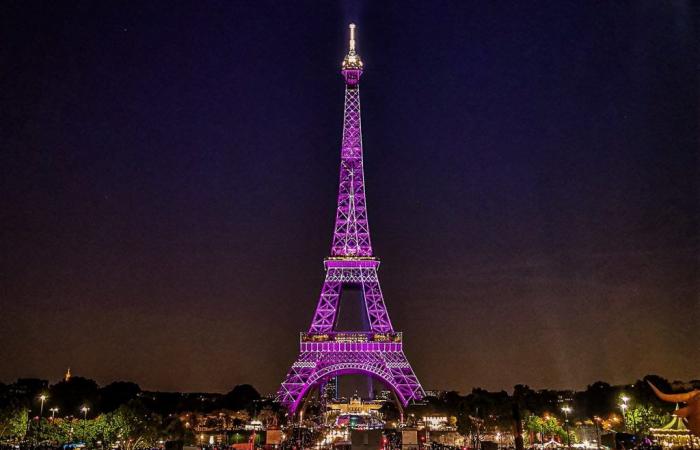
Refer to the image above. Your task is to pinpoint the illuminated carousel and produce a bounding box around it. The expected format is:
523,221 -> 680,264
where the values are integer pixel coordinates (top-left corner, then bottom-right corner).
650,406 -> 700,448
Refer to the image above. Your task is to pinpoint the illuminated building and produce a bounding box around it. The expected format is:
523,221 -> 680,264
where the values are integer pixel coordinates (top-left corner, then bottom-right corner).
326,393 -> 385,430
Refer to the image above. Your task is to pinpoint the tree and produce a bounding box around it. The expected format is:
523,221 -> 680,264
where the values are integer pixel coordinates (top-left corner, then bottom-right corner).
514,385 -> 539,415
102,401 -> 162,450
524,414 -> 545,444
523,414 -> 568,444
222,385 -> 260,412
0,406 -> 29,442
36,417 -> 73,444
49,377 -> 99,416
576,382 -> 616,419
622,405 -> 667,435
542,416 -> 567,442
98,382 -> 141,413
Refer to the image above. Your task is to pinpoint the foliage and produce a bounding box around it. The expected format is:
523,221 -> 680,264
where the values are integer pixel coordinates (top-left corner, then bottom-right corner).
20,399 -> 187,449
0,406 -> 29,441
98,382 -> 141,413
523,414 -> 569,444
222,385 -> 260,412
622,405 -> 667,435
114,402 -> 167,446
49,377 -> 99,416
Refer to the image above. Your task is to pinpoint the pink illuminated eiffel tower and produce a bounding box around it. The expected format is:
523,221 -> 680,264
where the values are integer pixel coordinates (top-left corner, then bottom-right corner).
277,24 -> 425,414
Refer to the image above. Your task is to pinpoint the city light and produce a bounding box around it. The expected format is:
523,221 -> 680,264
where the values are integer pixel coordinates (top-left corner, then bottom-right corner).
81,406 -> 90,420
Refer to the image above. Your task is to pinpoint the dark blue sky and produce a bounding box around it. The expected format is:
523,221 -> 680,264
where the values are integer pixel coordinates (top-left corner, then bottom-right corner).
1,1 -> 698,394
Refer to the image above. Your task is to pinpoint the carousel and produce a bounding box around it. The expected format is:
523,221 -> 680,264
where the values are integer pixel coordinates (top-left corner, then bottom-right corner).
650,406 -> 700,448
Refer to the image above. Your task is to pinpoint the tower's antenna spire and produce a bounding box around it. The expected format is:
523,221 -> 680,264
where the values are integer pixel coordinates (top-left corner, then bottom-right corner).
342,23 -> 363,73
349,23 -> 356,54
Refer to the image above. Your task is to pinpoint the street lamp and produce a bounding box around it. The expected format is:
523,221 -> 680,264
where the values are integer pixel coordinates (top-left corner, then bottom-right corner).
80,407 -> 90,445
593,416 -> 602,450
561,406 -> 572,450
38,394 -> 47,444
39,395 -> 47,417
619,395 -> 637,437
619,397 -> 629,433
50,408 -> 59,419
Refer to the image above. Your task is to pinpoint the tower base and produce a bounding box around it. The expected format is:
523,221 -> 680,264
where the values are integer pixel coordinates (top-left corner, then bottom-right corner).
277,332 -> 424,413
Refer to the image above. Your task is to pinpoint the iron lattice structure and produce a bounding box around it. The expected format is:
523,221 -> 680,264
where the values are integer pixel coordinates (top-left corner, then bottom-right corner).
277,24 -> 424,414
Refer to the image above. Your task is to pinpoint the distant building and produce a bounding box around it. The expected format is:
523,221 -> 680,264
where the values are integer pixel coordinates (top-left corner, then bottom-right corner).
424,390 -> 447,399
327,394 -> 385,430
376,390 -> 399,401
422,416 -> 455,431
329,394 -> 383,415
184,410 -> 250,434
556,391 -> 574,404
8,378 -> 48,398
323,377 -> 339,401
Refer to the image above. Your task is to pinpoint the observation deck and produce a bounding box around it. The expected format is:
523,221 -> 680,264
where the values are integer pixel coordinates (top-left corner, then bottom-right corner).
300,331 -> 403,353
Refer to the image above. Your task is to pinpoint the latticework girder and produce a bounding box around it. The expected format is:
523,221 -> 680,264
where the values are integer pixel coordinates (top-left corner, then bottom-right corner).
277,24 -> 424,414
309,262 -> 393,333
331,86 -> 372,258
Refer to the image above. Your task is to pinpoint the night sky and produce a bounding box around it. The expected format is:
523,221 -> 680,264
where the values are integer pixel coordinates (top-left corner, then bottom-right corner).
1,1 -> 698,395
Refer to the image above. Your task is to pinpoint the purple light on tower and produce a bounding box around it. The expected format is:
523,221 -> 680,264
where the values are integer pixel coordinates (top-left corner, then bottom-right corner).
277,24 -> 425,414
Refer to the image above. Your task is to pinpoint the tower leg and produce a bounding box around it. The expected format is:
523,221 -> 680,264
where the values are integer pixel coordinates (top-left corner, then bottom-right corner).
277,349 -> 424,413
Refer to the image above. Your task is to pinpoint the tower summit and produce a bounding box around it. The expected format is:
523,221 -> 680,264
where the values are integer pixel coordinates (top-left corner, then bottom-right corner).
341,23 -> 363,85
277,24 -> 424,414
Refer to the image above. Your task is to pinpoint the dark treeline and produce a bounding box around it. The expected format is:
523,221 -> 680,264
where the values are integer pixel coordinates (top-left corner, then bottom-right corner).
0,378 -> 265,417
1,374 -> 697,421
400,375 -> 699,436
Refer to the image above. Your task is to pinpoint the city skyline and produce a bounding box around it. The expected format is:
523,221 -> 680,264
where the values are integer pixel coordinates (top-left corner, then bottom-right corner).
2,1 -> 698,395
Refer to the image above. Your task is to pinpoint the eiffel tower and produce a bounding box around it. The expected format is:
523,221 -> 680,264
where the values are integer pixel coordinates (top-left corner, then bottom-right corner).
277,24 -> 424,413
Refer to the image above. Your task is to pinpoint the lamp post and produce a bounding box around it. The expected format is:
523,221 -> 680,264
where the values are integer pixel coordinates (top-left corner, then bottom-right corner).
561,406 -> 572,450
593,416 -> 602,450
38,394 -> 47,444
619,396 -> 629,433
50,408 -> 59,420
81,406 -> 90,442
